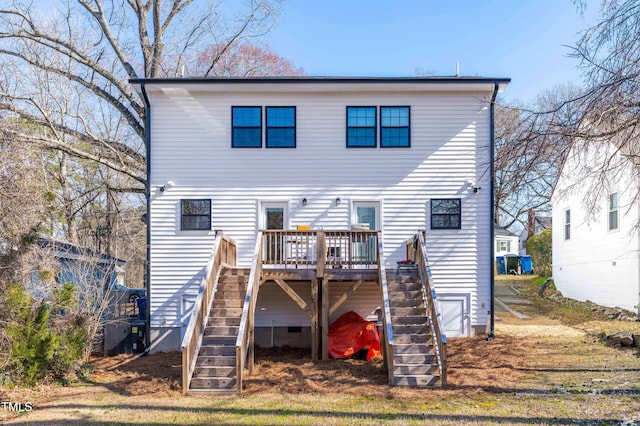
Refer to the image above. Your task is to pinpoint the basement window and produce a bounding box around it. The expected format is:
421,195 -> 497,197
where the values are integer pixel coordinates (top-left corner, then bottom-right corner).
181,199 -> 211,231
430,199 -> 461,230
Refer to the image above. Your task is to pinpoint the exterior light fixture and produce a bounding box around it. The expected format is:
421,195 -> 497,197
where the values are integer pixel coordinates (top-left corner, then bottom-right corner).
335,197 -> 341,205
302,198 -> 308,206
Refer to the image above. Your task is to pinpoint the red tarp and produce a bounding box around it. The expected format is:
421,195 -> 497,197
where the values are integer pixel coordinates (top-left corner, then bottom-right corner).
328,311 -> 382,361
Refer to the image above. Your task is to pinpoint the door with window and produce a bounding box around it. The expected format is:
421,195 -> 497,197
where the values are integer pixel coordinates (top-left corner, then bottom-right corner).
261,202 -> 289,264
351,201 -> 380,264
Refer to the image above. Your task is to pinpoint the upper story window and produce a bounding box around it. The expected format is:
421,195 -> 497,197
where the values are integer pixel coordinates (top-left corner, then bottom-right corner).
430,198 -> 461,230
232,106 -> 261,148
181,199 -> 211,231
564,209 -> 571,240
608,193 -> 618,231
266,106 -> 296,148
380,106 -> 410,147
346,106 -> 377,147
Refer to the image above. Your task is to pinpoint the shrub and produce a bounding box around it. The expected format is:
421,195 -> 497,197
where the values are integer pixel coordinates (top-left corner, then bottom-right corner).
4,283 -> 58,385
2,282 -> 89,385
527,229 -> 552,277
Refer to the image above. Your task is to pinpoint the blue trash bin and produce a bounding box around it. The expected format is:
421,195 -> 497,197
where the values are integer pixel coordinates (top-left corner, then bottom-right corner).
520,255 -> 533,274
495,256 -> 506,274
136,297 -> 147,320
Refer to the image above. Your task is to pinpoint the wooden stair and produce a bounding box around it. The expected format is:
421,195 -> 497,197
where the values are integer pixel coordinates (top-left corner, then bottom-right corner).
386,268 -> 442,387
189,267 -> 249,393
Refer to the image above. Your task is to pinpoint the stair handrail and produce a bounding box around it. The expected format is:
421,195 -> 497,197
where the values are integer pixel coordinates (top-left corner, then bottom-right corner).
377,231 -> 395,383
235,231 -> 263,394
181,231 -> 237,394
408,231 -> 447,385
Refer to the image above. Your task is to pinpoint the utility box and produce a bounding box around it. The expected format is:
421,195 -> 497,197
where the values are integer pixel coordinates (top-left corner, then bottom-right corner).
130,320 -> 146,354
104,321 -> 131,355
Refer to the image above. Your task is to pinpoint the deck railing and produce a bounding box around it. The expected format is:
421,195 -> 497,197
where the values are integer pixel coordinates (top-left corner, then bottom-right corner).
377,232 -> 395,383
261,230 -> 378,272
235,231 -> 263,394
406,231 -> 447,385
181,231 -> 237,394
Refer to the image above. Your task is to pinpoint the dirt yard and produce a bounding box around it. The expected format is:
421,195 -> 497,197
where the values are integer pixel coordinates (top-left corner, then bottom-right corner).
2,281 -> 640,424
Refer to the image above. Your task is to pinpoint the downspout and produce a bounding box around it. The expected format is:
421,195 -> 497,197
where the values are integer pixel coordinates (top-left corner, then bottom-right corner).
140,82 -> 152,353
637,193 -> 640,320
487,81 -> 499,341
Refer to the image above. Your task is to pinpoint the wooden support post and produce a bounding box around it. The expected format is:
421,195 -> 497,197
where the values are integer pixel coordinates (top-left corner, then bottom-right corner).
321,278 -> 329,360
311,279 -> 318,361
317,232 -> 325,279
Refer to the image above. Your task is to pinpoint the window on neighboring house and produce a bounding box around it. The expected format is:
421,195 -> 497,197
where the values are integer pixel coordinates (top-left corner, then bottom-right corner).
181,199 -> 211,231
609,193 -> 618,231
346,106 -> 376,147
430,199 -> 461,229
380,106 -> 410,147
232,106 -> 262,148
266,106 -> 296,148
498,240 -> 510,253
564,209 -> 571,240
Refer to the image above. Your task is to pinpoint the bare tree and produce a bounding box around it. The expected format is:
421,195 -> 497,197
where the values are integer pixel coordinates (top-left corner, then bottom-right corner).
0,132 -> 49,284
192,41 -> 305,77
544,1 -> 640,213
493,87 -> 580,230
0,0 -> 285,186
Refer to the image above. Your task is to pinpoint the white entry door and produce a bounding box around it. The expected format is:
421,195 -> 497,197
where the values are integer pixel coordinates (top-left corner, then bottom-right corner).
260,202 -> 289,230
260,202 -> 289,263
352,201 -> 380,231
437,294 -> 470,337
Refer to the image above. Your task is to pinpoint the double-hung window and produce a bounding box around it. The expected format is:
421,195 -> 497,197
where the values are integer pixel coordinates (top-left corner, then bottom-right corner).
346,106 -> 376,147
381,106 -> 410,147
564,209 -> 571,240
266,106 -> 296,148
431,199 -> 461,229
608,193 -> 618,231
232,106 -> 262,148
181,199 -> 211,231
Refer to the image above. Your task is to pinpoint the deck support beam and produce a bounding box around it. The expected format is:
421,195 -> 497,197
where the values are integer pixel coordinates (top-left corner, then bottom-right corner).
329,279 -> 363,317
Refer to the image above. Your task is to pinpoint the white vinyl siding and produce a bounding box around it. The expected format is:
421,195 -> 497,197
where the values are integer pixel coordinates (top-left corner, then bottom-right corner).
552,141 -> 640,313
147,83 -> 493,339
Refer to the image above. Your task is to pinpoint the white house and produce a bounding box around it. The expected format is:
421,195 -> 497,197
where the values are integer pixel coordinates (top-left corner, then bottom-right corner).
552,139 -> 640,315
494,225 -> 519,255
132,76 -> 510,357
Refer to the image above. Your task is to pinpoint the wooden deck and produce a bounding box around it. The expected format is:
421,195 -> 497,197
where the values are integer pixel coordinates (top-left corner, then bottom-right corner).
182,229 -> 447,394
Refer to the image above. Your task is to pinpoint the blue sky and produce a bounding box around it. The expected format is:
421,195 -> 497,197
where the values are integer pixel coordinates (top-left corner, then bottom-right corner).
266,0 -> 600,104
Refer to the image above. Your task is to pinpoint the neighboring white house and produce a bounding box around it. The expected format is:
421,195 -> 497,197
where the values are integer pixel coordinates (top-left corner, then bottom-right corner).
552,139 -> 640,315
133,76 -> 510,352
494,225 -> 519,255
